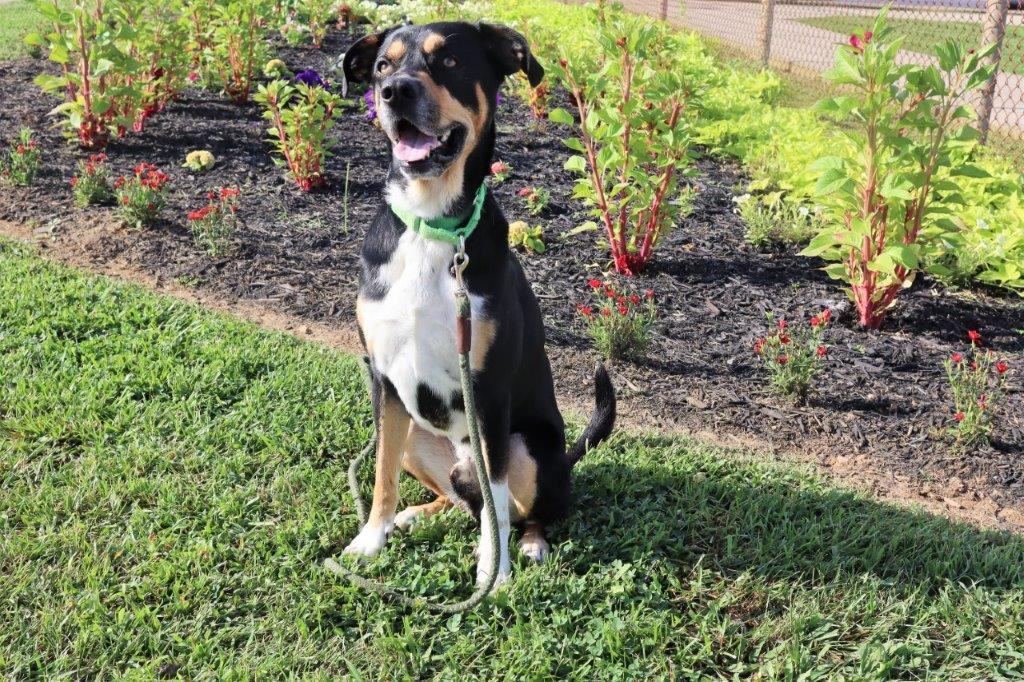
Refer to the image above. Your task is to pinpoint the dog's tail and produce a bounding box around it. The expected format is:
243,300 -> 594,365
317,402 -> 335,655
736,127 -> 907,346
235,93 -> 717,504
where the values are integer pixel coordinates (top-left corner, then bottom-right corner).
567,363 -> 616,467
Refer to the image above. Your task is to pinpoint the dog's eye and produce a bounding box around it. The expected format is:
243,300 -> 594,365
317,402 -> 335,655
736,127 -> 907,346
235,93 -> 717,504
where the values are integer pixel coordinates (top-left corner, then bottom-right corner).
376,59 -> 391,75
442,55 -> 458,68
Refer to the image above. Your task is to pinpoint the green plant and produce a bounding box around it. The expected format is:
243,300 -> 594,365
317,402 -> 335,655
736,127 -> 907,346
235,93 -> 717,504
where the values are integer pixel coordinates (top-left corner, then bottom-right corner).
754,310 -> 831,404
184,150 -> 217,172
734,193 -> 823,248
517,185 -> 550,216
944,330 -> 1010,447
800,10 -> 997,329
551,17 -> 698,276
206,0 -> 272,104
188,187 -> 240,257
255,78 -> 341,191
2,128 -> 41,186
27,0 -> 141,148
70,153 -> 113,206
295,0 -> 335,48
508,220 -> 545,254
577,278 -> 655,361
114,162 -> 169,229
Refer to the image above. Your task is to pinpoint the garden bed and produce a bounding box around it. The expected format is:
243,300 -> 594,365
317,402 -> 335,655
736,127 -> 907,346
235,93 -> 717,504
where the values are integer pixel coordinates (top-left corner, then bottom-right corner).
2,28 -> 1022,531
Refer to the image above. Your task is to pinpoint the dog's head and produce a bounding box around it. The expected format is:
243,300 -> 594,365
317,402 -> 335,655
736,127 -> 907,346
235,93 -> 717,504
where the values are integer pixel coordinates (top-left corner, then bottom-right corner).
344,22 -> 543,218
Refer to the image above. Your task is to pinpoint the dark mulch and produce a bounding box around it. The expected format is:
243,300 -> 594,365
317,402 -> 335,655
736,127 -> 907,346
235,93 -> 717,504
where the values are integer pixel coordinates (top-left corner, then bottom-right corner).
2,27 -> 1022,513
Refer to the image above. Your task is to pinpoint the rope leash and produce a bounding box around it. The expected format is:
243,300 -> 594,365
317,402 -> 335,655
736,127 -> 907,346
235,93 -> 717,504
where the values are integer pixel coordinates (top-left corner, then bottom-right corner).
323,241 -> 502,613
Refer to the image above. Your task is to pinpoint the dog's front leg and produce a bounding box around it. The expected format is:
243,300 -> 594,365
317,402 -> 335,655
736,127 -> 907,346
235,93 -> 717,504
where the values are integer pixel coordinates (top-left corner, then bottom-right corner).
469,396 -> 512,589
344,377 -> 410,557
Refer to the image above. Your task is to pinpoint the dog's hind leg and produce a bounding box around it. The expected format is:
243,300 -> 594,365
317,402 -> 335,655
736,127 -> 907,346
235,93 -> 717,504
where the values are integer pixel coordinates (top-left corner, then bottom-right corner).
396,425 -> 456,530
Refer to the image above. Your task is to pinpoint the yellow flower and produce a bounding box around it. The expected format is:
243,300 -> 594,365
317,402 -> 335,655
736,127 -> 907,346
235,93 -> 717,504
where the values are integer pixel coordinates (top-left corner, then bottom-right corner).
184,150 -> 215,172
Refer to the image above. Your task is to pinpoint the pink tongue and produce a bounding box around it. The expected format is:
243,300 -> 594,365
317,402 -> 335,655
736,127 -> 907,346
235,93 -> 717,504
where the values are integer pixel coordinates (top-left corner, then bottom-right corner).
394,129 -> 441,163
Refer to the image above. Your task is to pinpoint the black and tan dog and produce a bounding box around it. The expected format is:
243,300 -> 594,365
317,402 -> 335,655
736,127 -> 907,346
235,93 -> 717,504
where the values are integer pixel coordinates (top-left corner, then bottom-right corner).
341,21 -> 615,587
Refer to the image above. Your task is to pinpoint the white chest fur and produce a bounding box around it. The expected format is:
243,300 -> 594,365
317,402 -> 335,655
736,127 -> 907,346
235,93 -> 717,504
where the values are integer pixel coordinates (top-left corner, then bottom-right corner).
358,231 -> 486,440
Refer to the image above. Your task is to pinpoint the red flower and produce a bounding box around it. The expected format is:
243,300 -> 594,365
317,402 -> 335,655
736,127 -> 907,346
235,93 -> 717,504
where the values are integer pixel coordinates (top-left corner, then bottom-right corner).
864,31 -> 873,42
776,355 -> 788,366
645,289 -> 655,299
954,411 -> 965,422
950,352 -> 964,364
617,304 -> 628,315
490,161 -> 509,175
970,360 -> 979,371
69,177 -> 78,187
605,287 -> 616,299
576,304 -> 593,317
219,187 -> 240,199
849,34 -> 864,51
821,309 -> 832,323
779,334 -> 791,345
810,316 -> 821,327
188,71 -> 199,83
754,338 -> 765,354
517,186 -> 534,197
816,345 -> 827,358
967,329 -> 982,345
587,278 -> 602,289
188,206 -> 216,221
600,307 -> 611,317
629,294 -> 640,305
777,319 -> 788,330
996,361 -> 1009,374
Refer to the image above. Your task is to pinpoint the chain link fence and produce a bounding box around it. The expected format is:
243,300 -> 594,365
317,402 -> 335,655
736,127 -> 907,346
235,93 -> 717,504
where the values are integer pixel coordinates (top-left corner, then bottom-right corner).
569,0 -> 1024,158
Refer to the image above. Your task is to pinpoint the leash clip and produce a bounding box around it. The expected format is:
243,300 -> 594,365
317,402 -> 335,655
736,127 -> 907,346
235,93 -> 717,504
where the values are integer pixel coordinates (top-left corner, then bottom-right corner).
452,235 -> 470,288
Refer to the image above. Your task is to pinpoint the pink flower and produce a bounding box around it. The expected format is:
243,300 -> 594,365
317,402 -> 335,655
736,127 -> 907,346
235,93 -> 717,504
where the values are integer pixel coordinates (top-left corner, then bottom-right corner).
816,346 -> 827,358
490,161 -> 509,176
954,411 -> 965,422
777,319 -> 788,331
951,352 -> 964,364
517,186 -> 534,198
820,309 -> 832,323
188,71 -> 199,83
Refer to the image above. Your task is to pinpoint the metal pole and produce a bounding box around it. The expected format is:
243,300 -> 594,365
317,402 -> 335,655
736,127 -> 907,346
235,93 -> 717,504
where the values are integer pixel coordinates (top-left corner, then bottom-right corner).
660,0 -> 669,22
759,0 -> 776,66
977,0 -> 1009,144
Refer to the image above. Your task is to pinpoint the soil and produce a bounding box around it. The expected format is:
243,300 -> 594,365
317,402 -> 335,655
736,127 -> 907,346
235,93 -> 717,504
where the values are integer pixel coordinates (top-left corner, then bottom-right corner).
2,27 -> 1022,534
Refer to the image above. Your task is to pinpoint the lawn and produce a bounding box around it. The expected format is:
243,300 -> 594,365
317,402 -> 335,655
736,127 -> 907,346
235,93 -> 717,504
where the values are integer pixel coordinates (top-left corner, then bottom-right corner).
800,14 -> 1024,76
0,0 -> 48,61
3,240 -> 1024,678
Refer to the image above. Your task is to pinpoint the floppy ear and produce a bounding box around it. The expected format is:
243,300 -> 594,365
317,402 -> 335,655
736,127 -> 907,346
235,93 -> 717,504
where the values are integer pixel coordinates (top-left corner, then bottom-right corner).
342,27 -> 396,85
477,23 -> 544,88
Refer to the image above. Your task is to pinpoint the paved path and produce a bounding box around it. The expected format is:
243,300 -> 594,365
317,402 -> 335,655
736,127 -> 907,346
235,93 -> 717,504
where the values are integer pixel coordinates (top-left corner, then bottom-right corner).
670,0 -> 1024,137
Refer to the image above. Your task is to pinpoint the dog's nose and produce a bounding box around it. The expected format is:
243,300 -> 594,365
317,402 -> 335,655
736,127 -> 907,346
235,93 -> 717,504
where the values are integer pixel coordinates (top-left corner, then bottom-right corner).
379,76 -> 421,108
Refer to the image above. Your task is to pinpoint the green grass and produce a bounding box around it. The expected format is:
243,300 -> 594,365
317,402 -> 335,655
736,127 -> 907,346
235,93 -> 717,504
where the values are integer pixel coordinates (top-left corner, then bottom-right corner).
0,0 -> 47,61
2,239 -> 1024,678
800,14 -> 1024,77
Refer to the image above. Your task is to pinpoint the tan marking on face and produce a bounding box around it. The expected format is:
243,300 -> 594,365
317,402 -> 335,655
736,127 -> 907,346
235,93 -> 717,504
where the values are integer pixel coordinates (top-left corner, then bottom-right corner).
367,393 -> 411,527
471,317 -> 497,370
422,32 -> 446,54
385,39 -> 407,61
507,435 -> 537,521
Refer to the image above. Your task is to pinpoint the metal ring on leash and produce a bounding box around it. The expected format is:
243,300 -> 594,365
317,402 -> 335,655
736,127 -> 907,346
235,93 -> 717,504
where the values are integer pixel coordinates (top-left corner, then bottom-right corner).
323,238 -> 502,613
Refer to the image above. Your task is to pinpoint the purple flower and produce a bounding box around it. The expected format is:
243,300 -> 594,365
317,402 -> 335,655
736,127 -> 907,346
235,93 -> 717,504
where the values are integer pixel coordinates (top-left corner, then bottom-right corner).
295,69 -> 326,87
495,91 -> 505,106
363,89 -> 377,121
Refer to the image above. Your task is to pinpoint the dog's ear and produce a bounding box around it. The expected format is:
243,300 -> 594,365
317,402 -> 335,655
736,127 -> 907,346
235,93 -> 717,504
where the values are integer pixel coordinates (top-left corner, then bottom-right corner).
477,23 -> 544,88
343,27 -> 396,85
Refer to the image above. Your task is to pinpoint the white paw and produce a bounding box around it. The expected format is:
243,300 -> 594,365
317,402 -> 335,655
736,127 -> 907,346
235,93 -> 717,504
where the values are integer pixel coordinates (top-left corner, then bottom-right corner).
519,535 -> 550,562
342,522 -> 393,557
394,506 -> 423,531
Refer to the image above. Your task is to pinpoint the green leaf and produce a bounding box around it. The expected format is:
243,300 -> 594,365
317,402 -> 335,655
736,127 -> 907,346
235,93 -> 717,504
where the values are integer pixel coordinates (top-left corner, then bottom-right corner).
547,107 -> 574,125
564,155 -> 587,173
951,164 -> 990,179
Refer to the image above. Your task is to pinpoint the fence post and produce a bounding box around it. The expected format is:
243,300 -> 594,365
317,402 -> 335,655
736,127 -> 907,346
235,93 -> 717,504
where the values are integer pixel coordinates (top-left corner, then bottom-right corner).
758,0 -> 776,65
977,0 -> 1009,143
659,0 -> 668,22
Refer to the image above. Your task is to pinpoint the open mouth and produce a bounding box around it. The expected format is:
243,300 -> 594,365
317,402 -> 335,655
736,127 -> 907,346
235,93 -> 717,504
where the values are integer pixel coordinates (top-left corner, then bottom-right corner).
392,119 -> 465,167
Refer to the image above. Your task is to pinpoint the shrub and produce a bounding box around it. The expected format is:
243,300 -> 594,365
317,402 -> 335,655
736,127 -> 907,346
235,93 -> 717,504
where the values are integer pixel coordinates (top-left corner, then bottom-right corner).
577,278 -> 655,361
2,128 -> 41,186
255,78 -> 341,191
517,185 -> 550,216
206,0 -> 272,104
508,221 -> 544,254
754,310 -> 831,404
550,17 -> 698,276
184,150 -> 217,172
800,10 -> 996,329
188,187 -> 240,257
70,153 -> 113,206
944,330 -> 1010,447
734,193 -> 824,248
28,0 -> 140,148
114,163 -> 170,229
295,0 -> 335,48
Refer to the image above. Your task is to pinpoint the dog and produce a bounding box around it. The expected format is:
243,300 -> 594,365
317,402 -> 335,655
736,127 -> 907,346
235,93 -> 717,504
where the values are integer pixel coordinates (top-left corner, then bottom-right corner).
340,21 -> 616,588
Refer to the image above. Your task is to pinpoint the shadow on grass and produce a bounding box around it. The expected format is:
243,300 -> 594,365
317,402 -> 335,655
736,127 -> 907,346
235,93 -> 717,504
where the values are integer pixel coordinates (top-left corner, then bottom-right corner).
563,435 -> 1024,592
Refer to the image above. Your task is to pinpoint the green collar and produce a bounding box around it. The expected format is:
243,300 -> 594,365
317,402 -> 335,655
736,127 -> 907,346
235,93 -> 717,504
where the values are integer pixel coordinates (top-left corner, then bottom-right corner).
389,183 -> 488,246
